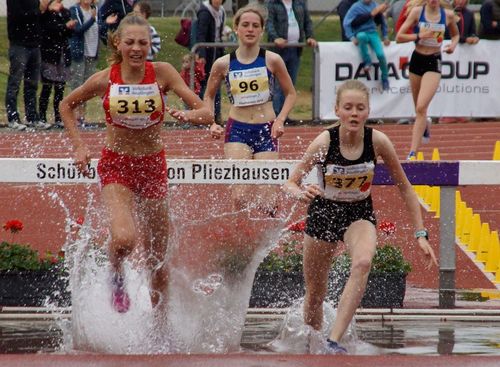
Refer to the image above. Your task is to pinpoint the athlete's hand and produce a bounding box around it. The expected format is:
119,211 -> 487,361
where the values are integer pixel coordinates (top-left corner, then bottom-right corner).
271,118 -> 285,139
210,123 -> 224,139
166,106 -> 189,123
299,184 -> 323,203
419,29 -> 434,40
74,145 -> 91,177
443,43 -> 456,54
417,237 -> 438,269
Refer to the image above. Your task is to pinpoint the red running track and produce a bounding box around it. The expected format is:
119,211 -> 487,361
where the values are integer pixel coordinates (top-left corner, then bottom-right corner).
1,353 -> 500,367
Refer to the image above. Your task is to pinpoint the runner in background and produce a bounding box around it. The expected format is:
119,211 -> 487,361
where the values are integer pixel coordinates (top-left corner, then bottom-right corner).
396,0 -> 458,160
205,3 -> 296,215
59,14 -> 213,313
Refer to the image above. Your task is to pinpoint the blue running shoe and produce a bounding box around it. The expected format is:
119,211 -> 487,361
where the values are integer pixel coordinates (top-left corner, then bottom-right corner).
407,151 -> 416,161
326,339 -> 347,355
381,79 -> 390,91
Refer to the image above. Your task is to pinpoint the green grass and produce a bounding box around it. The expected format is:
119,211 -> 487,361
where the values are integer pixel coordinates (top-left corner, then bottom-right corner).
0,15 -> 343,123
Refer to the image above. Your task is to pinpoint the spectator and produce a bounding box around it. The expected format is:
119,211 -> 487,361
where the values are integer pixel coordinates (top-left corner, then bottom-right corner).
195,0 -> 226,124
39,0 -> 76,129
338,0 -> 388,41
344,0 -> 391,90
180,54 -> 206,97
69,0 -> 99,127
388,0 -> 407,31
479,0 -> 500,39
5,0 -> 51,131
133,0 -> 161,61
337,0 -> 357,41
439,0 -> 479,124
98,0 -> 137,45
266,0 -> 317,123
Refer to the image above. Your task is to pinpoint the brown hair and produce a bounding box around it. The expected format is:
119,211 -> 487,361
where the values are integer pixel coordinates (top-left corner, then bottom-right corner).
233,3 -> 267,28
134,0 -> 152,19
107,13 -> 151,65
405,0 -> 452,16
335,80 -> 370,107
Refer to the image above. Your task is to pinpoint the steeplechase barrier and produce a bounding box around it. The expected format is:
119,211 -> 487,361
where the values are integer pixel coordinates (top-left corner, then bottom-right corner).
1,158 -> 499,308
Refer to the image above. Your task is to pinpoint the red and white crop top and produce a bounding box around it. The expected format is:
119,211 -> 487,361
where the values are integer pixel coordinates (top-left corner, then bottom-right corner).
102,62 -> 165,129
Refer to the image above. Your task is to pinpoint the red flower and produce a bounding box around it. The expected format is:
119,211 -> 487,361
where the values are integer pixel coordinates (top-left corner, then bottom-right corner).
3,219 -> 24,234
379,221 -> 396,236
76,216 -> 84,226
288,220 -> 306,232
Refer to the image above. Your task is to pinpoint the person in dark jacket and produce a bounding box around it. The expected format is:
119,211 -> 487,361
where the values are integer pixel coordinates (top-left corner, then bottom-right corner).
98,0 -> 137,45
266,0 -> 316,122
195,0 -> 226,123
445,0 -> 479,43
479,0 -> 500,39
69,0 -> 99,126
5,0 -> 50,131
39,0 -> 76,128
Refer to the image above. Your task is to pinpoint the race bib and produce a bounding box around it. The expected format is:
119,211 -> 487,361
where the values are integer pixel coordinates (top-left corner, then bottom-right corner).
321,162 -> 375,202
228,66 -> 270,107
417,21 -> 445,48
109,83 -> 163,129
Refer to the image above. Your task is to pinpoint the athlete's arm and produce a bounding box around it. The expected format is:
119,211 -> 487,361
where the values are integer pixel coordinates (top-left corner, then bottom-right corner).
60,69 -> 109,176
396,7 -> 425,43
203,56 -> 228,138
443,9 -> 460,54
283,131 -> 329,203
267,51 -> 296,139
374,130 -> 438,268
156,62 -> 214,125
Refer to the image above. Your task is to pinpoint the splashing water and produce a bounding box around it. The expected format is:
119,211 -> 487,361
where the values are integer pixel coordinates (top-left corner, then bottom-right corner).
49,183 -> 298,354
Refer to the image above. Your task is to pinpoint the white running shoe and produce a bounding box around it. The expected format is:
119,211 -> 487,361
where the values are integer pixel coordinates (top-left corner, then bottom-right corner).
31,121 -> 52,130
8,121 -> 27,131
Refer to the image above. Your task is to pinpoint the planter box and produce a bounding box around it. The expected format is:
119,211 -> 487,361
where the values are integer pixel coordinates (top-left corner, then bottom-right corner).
329,271 -> 407,308
250,270 -> 406,308
249,271 -> 305,308
0,268 -> 70,307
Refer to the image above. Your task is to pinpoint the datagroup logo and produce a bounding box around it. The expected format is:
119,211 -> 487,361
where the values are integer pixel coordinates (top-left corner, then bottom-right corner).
334,60 -> 489,81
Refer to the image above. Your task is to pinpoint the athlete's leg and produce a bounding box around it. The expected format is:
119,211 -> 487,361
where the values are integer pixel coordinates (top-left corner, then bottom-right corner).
328,219 -> 376,342
101,183 -> 136,312
224,142 -> 253,211
409,71 -> 441,153
303,234 -> 337,331
138,197 -> 170,308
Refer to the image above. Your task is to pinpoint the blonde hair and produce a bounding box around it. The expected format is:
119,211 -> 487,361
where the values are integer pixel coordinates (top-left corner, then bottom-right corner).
233,3 -> 267,28
335,80 -> 370,107
107,14 -> 151,65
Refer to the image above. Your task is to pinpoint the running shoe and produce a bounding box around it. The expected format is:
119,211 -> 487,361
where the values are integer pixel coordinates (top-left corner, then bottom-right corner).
407,151 -> 416,161
325,339 -> 347,355
26,121 -> 51,130
8,121 -> 27,131
422,117 -> 432,144
111,273 -> 130,313
381,79 -> 390,91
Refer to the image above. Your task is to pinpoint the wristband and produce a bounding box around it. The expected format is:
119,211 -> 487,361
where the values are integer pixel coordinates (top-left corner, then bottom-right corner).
415,33 -> 420,43
415,229 -> 429,240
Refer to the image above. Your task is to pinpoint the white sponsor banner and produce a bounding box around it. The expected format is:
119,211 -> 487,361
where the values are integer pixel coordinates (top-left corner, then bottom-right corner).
0,158 -> 309,185
1,158 -> 499,185
318,41 -> 497,119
